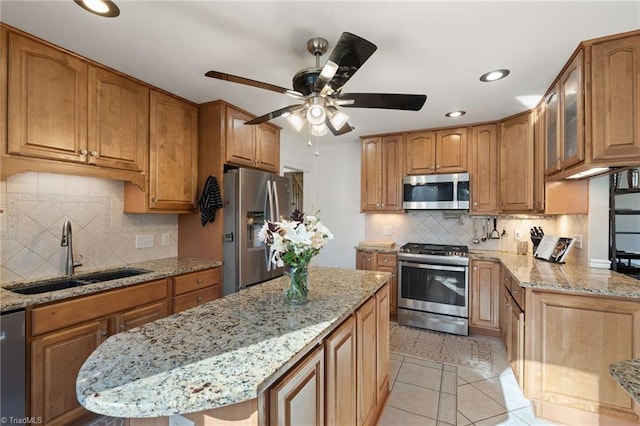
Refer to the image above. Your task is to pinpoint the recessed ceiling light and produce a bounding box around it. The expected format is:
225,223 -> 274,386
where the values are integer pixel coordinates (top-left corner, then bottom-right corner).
74,0 -> 120,17
445,111 -> 466,118
480,69 -> 510,82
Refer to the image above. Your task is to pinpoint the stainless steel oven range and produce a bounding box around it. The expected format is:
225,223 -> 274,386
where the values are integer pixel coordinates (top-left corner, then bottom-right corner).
397,243 -> 469,336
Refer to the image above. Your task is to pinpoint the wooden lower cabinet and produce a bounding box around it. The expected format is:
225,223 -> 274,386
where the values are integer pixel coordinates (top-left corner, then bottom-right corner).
355,249 -> 398,315
357,297 -> 378,426
269,345 -> 325,426
526,290 -> 640,424
376,284 -> 390,405
30,319 -> 108,426
172,267 -> 222,313
469,260 -> 501,336
28,279 -> 171,425
270,282 -> 390,426
325,316 -> 356,426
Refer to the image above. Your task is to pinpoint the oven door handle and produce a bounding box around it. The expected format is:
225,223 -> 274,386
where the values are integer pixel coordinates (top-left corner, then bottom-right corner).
399,261 -> 467,273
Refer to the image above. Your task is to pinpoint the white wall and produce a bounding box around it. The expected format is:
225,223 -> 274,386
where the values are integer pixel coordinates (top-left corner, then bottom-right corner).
311,140 -> 365,269
588,175 -> 611,268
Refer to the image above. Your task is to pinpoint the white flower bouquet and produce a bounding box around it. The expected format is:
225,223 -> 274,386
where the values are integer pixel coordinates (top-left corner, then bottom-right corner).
258,209 -> 334,268
258,210 -> 333,304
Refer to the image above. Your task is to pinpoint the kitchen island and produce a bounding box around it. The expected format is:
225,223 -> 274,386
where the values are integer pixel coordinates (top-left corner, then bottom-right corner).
76,267 -> 391,424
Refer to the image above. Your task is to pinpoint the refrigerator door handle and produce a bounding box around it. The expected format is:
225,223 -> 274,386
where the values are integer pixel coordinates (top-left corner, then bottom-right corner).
266,180 -> 275,222
273,181 -> 281,221
265,180 -> 274,272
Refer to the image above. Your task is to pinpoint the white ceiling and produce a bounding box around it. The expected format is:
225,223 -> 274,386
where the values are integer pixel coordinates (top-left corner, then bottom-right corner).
1,1 -> 638,143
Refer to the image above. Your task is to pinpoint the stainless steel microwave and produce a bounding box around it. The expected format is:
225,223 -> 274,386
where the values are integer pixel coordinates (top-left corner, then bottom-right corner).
403,173 -> 470,210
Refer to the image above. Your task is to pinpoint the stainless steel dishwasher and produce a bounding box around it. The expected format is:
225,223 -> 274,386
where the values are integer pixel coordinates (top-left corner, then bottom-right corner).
1,309 -> 26,420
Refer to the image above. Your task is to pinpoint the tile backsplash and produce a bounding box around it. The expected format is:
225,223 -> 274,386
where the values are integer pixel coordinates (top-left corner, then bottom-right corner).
365,211 -> 589,266
1,172 -> 178,282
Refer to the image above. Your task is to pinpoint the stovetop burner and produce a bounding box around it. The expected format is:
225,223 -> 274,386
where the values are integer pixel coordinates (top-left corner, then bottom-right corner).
399,243 -> 469,257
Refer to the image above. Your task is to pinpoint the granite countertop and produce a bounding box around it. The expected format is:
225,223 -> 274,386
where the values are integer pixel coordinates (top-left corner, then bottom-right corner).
470,250 -> 640,299
0,257 -> 221,313
355,244 -> 399,254
76,267 -> 391,418
609,359 -> 640,405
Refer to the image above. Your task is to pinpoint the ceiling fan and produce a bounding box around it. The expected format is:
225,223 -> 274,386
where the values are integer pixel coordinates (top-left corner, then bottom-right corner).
205,32 -> 427,136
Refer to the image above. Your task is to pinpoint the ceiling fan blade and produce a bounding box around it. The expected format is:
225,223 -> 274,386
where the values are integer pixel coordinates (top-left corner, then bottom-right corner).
336,93 -> 427,111
325,117 -> 354,136
315,32 -> 377,92
205,71 -> 304,100
245,104 -> 303,125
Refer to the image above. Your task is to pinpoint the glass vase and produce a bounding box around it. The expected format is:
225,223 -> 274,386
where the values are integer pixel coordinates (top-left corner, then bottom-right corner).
283,264 -> 309,305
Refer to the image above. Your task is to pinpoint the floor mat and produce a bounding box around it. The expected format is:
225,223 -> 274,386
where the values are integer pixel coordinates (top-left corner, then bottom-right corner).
390,322 -> 492,371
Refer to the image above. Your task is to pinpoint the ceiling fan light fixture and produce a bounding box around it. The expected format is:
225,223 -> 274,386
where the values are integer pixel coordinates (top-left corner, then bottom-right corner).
328,108 -> 349,129
480,69 -> 510,82
286,112 -> 305,132
311,123 -> 328,136
306,97 -> 326,125
445,110 -> 466,118
74,0 -> 120,17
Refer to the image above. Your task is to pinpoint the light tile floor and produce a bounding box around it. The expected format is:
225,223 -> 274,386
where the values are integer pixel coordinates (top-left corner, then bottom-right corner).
378,334 -> 559,426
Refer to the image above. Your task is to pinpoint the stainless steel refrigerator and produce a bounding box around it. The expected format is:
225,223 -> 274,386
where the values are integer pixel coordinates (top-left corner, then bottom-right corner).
223,168 -> 293,296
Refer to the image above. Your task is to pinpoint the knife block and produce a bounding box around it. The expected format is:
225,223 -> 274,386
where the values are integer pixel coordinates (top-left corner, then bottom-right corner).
531,237 -> 542,255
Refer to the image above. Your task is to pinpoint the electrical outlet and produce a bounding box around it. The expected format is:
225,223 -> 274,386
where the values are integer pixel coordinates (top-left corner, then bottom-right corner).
169,415 -> 195,426
382,226 -> 392,236
574,234 -> 583,249
162,233 -> 170,246
135,234 -> 154,249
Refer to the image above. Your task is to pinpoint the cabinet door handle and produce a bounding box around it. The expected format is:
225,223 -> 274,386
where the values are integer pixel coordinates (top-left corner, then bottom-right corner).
120,323 -> 127,330
384,259 -> 388,263
197,278 -> 203,285
436,165 -> 440,169
473,201 -> 478,206
196,296 -> 203,302
101,331 -> 108,337
80,149 -> 88,155
512,288 -> 519,294
90,151 -> 98,157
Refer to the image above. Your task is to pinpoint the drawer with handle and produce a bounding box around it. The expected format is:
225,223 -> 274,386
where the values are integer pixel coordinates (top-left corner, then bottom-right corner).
173,285 -> 221,313
172,267 -> 221,296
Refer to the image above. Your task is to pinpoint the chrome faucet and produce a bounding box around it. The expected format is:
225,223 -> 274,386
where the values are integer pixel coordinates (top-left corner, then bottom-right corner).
61,220 -> 82,276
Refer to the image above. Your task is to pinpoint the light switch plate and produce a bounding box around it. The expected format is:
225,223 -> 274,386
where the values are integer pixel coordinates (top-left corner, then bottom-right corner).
162,233 -> 170,246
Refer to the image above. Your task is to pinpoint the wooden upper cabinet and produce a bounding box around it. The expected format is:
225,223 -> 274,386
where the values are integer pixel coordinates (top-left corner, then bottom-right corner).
436,127 -> 468,173
255,123 -> 280,173
360,135 -> 404,212
7,32 -> 88,162
7,32 -> 149,174
469,124 -> 498,214
405,128 -> 467,174
544,50 -> 585,176
405,131 -> 436,174
147,90 -> 198,211
88,66 -> 148,172
499,112 -> 534,212
225,105 -> 280,172
361,137 -> 382,211
225,106 -> 255,167
590,31 -> 640,161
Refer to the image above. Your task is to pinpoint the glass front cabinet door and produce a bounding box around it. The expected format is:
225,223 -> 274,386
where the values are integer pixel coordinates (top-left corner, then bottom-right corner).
544,49 -> 584,176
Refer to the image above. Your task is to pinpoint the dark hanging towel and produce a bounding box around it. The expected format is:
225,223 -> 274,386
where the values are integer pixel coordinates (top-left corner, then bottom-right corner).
199,175 -> 223,226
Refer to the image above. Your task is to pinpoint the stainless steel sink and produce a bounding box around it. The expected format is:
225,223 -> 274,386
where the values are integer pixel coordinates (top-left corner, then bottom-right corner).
7,268 -> 152,295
